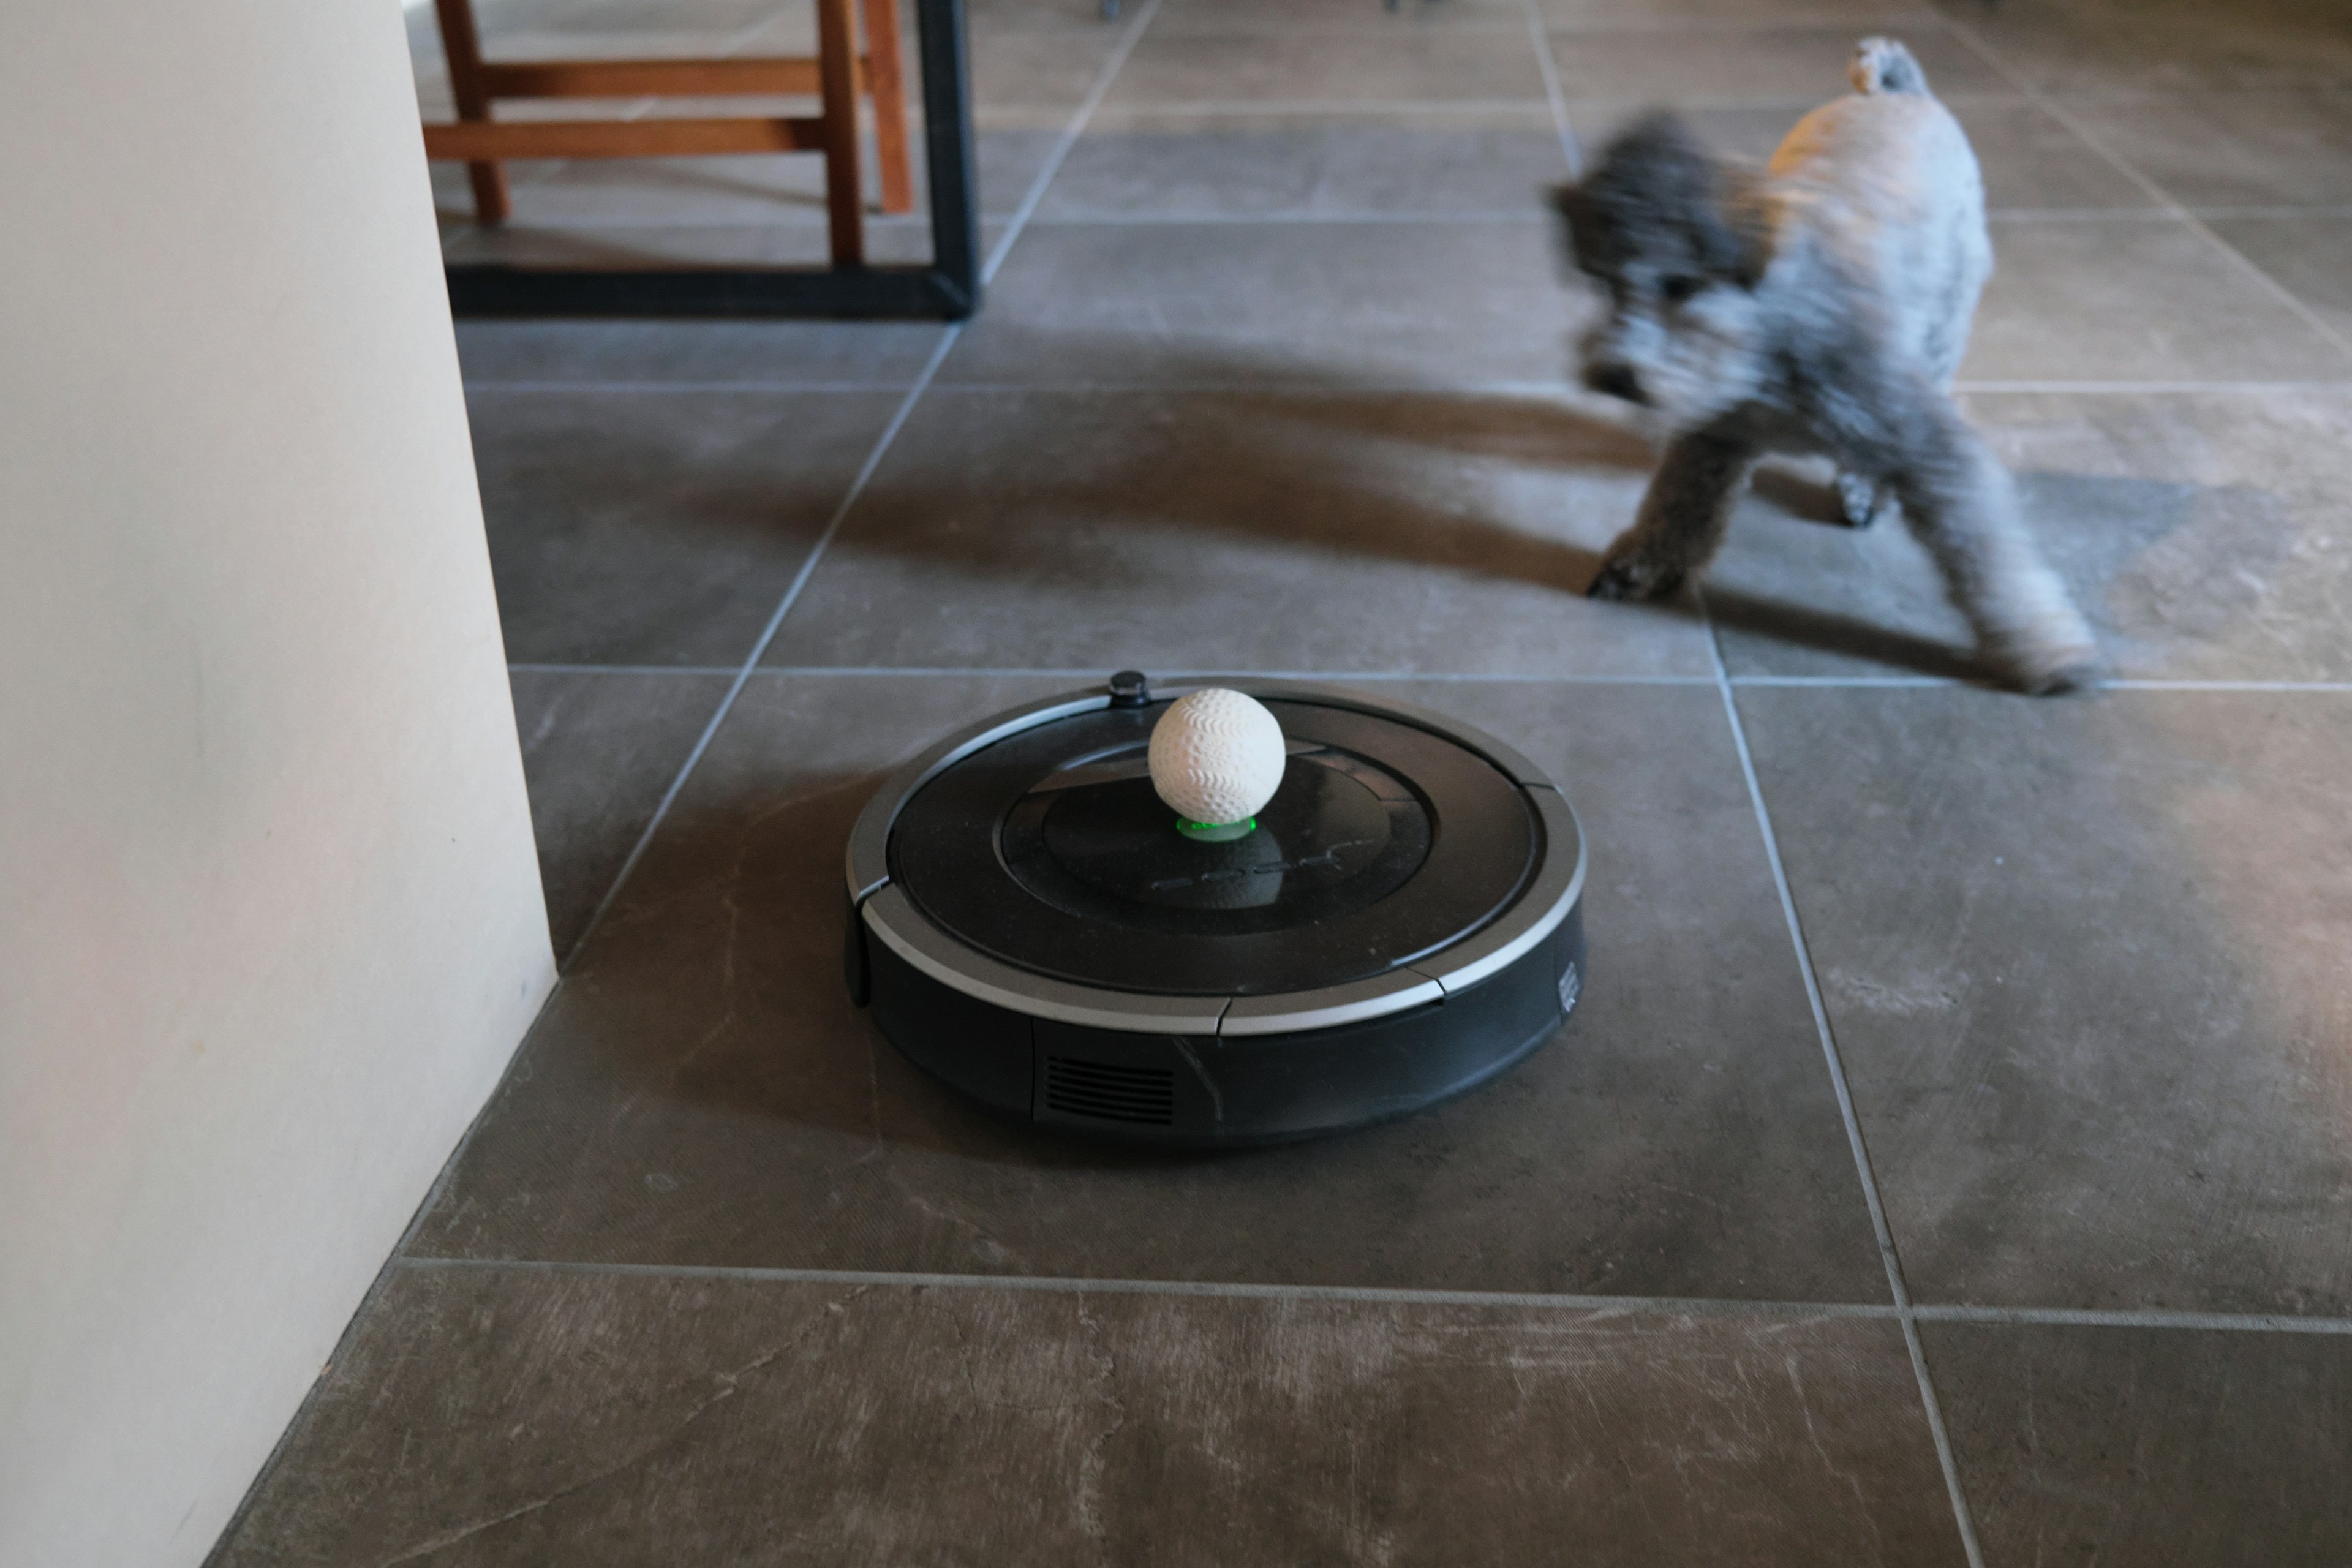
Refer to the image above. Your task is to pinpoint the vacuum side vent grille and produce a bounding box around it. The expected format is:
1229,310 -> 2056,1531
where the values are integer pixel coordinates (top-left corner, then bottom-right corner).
1043,1057 -> 1177,1126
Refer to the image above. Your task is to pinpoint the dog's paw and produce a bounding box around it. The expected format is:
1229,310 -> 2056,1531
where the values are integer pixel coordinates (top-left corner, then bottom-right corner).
2013,656 -> 2107,697
1586,557 -> 1684,601
1991,641 -> 2107,696
1835,472 -> 1886,529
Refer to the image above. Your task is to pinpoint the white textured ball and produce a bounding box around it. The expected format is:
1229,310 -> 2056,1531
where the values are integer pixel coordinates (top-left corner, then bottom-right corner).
1147,688 -> 1287,826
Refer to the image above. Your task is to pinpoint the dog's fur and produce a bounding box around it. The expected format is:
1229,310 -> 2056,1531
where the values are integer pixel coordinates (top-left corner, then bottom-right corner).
1555,37 -> 2101,693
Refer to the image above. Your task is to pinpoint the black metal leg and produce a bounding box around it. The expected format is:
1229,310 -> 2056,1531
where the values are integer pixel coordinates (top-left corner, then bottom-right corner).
918,0 -> 981,317
442,0 -> 982,317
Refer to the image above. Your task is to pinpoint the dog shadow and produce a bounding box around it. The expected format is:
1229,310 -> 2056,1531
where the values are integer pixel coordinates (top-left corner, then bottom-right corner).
537,342 -> 2077,1166
881,334 -> 2000,682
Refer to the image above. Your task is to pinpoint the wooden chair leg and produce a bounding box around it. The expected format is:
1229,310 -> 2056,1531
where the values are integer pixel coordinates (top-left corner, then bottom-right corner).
861,0 -> 915,214
431,0 -> 511,223
816,0 -> 865,265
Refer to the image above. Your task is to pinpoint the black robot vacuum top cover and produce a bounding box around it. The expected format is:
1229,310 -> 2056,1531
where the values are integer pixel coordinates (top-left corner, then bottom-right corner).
845,676 -> 1586,1144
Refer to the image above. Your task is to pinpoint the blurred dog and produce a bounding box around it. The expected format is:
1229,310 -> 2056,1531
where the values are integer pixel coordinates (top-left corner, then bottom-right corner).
1554,37 -> 2100,693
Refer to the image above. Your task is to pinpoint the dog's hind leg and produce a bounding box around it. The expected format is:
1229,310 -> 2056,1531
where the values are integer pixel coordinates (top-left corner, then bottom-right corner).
1589,430 -> 1753,601
1888,404 -> 2103,693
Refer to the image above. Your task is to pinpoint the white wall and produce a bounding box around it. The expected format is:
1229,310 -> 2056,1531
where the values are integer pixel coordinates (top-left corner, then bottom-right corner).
0,3 -> 555,1564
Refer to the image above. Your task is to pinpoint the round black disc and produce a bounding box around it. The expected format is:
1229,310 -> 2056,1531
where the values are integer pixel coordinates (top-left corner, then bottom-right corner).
889,699 -> 1536,996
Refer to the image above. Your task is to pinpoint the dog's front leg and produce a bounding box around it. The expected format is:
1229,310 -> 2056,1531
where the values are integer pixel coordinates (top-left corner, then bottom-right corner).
1588,430 -> 1754,601
1835,471 -> 1886,528
1888,407 -> 2105,694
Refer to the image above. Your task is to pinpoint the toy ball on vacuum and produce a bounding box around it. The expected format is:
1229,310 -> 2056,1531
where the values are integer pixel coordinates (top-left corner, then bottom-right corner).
1147,688 -> 1287,828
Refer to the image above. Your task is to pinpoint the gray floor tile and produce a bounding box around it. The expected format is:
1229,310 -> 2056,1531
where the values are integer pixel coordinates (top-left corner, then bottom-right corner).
442,0 -> 793,42
940,218 -> 1596,385
440,211 -> 1009,274
410,2 -> 785,62
2067,90 -> 2352,211
966,0 -> 1128,29
1158,0 -> 1530,30
1962,216 -> 2352,382
440,216 -> 948,268
433,130 -> 1061,227
970,26 -> 1124,113
214,1270 -> 1966,1567
1570,96 -> 2156,212
454,318 -> 948,386
250,4 -> 2352,1556
1109,31 -> 1551,105
1932,0 -> 2352,95
471,388 -> 908,665
1928,1322 -> 2352,1568
2211,216 -> 2352,346
1551,24 -> 2004,105
1710,390 -> 2352,684
411,676 -> 1887,1303
762,386 -> 1713,677
1542,0 -> 1926,23
1041,116 -> 1569,217
509,671 -> 733,957
1740,687 -> 2352,1315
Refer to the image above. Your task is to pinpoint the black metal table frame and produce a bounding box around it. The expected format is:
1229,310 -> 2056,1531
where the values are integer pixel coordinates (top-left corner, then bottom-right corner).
444,0 -> 981,320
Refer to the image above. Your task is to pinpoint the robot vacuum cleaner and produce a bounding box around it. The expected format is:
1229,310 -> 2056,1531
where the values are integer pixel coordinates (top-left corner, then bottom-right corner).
843,673 -> 1586,1146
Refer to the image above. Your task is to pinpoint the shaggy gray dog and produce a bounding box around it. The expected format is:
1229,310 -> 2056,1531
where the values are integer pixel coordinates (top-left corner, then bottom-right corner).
1555,37 -> 2101,694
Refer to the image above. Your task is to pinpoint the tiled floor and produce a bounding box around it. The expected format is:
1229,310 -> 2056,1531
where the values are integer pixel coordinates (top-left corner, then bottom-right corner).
211,0 -> 2352,1562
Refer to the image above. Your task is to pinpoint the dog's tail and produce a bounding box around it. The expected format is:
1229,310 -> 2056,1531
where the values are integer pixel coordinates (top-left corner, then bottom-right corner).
1850,37 -> 1929,95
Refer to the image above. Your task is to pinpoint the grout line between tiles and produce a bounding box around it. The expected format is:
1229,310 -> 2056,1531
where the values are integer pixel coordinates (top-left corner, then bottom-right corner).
1520,0 -> 1582,178
1028,210 -> 1552,224
464,380 -> 928,394
509,663 -> 746,676
1939,15 -> 2352,369
547,0 -> 1164,973
1079,88 -> 1955,113
984,0 -> 1169,279
547,415 -> 945,969
1728,674 -> 1959,687
549,326 -> 957,973
432,207 -> 2320,234
2188,205 -> 2352,221
1999,208 -> 2352,225
754,666 -> 1717,684
388,1257 -> 2352,1336
1695,587 -> 1988,1568
503,665 -> 2352,693
2107,679 -> 2352,693
1078,97 -> 1556,116
1914,1305 -> 2352,1336
1145,20 -> 1534,36
1956,379 -> 2352,394
1983,208 -> 2187,223
458,375 -> 2352,395
396,1256 -> 1898,1316
1536,13 -> 1956,37
208,974 -> 573,1560
437,214 -> 1014,232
